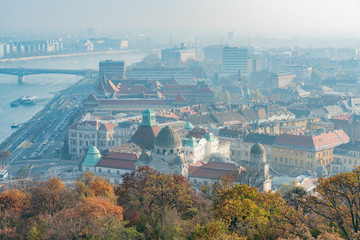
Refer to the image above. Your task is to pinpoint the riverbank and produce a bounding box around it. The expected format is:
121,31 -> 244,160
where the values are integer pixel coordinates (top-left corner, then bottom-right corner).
0,49 -> 138,63
0,77 -> 89,152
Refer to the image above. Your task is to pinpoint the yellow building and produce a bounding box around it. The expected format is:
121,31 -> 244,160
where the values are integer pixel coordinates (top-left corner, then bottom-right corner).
275,117 -> 321,134
272,130 -> 349,174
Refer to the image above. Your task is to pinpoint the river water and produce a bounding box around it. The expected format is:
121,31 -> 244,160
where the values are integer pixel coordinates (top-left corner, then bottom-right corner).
0,51 -> 146,143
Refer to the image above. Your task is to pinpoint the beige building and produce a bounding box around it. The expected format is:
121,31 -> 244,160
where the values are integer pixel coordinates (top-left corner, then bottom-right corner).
331,141 -> 360,174
68,120 -> 117,160
114,121 -> 138,146
272,130 -> 349,174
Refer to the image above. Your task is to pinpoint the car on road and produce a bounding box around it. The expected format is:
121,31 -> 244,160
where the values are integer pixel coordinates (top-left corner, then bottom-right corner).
22,156 -> 27,160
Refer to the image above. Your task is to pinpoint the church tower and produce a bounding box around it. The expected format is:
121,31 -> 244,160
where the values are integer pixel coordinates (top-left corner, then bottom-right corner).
249,143 -> 271,191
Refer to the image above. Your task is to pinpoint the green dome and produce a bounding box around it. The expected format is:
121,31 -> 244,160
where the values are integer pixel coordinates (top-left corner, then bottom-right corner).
204,132 -> 216,142
83,146 -> 101,167
184,122 -> 194,131
184,137 -> 198,147
250,143 -> 265,155
154,126 -> 182,148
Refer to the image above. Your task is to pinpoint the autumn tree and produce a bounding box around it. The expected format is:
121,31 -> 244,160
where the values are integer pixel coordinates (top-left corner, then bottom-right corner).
306,166 -> 360,240
75,171 -> 115,201
115,167 -> 196,239
203,179 -> 315,240
0,188 -> 30,239
43,197 -> 142,239
29,177 -> 74,216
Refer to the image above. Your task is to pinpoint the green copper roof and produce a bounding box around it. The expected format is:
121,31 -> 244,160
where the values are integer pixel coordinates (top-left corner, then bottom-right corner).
141,109 -> 156,126
83,146 -> 101,167
184,122 -> 194,131
184,137 -> 198,147
204,132 -> 216,142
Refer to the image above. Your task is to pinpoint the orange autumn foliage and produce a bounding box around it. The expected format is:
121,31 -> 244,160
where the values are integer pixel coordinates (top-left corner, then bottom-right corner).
0,188 -> 29,212
77,197 -> 124,220
76,172 -> 115,201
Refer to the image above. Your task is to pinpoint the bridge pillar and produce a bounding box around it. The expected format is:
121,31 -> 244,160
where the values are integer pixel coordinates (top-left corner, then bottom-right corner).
18,75 -> 25,84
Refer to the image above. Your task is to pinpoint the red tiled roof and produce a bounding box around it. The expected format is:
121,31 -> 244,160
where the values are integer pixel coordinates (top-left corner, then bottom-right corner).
97,159 -> 136,170
188,128 -> 209,139
189,162 -> 241,179
96,152 -> 139,170
131,125 -> 162,150
331,114 -> 351,121
104,152 -> 139,161
98,99 -> 169,106
99,122 -> 116,131
273,130 -> 350,151
174,92 -> 187,103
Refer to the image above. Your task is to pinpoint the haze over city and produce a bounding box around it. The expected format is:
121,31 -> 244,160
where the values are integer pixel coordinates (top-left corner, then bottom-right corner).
2,1 -> 360,239
2,0 -> 360,37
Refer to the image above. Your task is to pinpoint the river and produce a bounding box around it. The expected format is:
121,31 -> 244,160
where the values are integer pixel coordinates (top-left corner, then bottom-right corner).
0,51 -> 146,143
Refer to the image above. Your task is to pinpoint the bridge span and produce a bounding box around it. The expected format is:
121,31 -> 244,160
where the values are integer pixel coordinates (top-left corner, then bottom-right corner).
0,68 -> 97,84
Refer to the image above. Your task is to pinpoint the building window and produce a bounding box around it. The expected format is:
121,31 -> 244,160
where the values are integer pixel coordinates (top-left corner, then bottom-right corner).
117,170 -> 120,175
98,168 -> 102,173
108,169 -> 110,174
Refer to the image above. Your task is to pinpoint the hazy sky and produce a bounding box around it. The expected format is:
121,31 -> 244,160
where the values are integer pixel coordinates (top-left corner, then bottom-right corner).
2,0 -> 360,36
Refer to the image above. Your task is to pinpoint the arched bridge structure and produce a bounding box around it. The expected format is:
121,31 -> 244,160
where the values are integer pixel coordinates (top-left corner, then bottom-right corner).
0,68 -> 98,84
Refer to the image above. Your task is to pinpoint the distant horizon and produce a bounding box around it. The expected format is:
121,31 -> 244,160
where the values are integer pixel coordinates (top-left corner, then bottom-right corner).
2,0 -> 360,38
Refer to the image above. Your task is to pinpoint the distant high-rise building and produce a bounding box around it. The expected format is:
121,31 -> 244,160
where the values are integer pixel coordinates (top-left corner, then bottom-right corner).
203,45 -> 225,60
228,31 -> 235,46
0,44 -> 4,58
99,60 -> 125,80
221,46 -> 248,77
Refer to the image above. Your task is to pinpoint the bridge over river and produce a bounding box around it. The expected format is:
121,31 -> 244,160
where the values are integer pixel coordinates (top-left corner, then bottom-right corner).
0,68 -> 98,84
